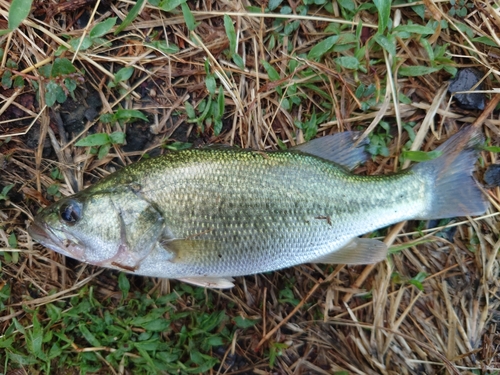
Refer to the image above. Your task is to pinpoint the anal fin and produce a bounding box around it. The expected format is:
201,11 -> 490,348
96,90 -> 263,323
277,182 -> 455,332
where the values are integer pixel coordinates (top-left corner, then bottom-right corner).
177,276 -> 235,289
312,238 -> 388,265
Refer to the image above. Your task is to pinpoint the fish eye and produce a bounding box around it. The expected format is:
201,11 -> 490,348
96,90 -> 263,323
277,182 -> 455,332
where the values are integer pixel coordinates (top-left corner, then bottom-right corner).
59,200 -> 82,225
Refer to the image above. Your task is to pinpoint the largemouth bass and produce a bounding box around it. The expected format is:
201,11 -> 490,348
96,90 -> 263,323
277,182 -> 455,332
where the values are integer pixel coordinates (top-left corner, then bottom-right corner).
29,128 -> 488,288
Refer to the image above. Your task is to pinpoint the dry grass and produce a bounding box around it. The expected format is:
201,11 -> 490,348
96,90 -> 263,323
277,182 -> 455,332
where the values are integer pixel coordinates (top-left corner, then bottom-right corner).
0,0 -> 499,374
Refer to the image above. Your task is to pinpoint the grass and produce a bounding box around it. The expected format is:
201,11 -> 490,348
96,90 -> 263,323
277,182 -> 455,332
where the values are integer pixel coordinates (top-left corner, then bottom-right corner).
0,0 -> 499,373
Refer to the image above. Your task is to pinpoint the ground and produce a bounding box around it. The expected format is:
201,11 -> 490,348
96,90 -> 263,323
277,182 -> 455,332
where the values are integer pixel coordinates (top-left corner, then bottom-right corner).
0,0 -> 499,374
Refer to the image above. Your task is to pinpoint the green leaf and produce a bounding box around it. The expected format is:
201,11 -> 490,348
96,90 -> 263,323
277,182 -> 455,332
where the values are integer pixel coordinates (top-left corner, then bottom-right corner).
408,279 -> 424,291
185,102 -> 196,119
158,0 -> 185,12
224,15 -> 237,57
100,113 -> 114,123
97,143 -> 111,160
484,145 -> 500,153
75,133 -> 111,147
165,141 -> 192,150
141,319 -> 170,331
373,0 -> 392,33
8,232 -> 17,248
412,4 -> 425,19
47,184 -> 60,196
144,40 -> 179,54
109,131 -> 126,144
118,273 -> 130,298
232,53 -> 245,70
234,316 -> 259,328
64,78 -> 77,96
181,2 -> 197,31
335,56 -> 360,70
420,38 -> 434,61
79,322 -> 101,347
268,0 -> 283,11
0,184 -> 14,200
402,150 -> 442,162
69,36 -> 93,51
393,24 -> 435,34
90,17 -> 116,39
13,75 -> 24,88
454,21 -> 474,38
337,0 -> 355,11
0,336 -> 14,349
8,0 -> 33,30
6,58 -> 17,69
51,58 -> 77,76
114,0 -> 145,34
48,342 -> 62,360
205,75 -> 216,94
46,303 -> 62,322
45,81 -> 66,107
217,86 -> 225,118
374,33 -> 396,57
114,109 -> 148,122
471,36 -> 498,47
2,70 -> 12,89
113,66 -> 134,83
261,60 -> 280,81
38,64 -> 52,78
399,65 -> 441,76
207,336 -> 224,346
28,315 -> 43,358
307,35 -> 338,60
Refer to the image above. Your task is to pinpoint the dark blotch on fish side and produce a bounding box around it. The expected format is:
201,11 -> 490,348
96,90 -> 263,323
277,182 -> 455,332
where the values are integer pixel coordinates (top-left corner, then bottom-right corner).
484,164 -> 500,187
448,68 -> 485,110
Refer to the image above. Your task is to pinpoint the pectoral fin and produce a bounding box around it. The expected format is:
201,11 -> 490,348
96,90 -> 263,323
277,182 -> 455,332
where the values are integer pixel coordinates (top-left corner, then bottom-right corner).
177,277 -> 235,289
161,239 -> 211,263
312,238 -> 388,265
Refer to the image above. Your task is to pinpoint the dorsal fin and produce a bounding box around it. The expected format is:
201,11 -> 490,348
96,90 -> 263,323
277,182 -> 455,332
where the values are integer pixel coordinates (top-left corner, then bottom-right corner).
293,132 -> 369,170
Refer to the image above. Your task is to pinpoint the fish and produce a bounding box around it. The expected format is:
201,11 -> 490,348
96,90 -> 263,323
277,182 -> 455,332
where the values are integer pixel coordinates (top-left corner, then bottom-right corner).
28,128 -> 488,288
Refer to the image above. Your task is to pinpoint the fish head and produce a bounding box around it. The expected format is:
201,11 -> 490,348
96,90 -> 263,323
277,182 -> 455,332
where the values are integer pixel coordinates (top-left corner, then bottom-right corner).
29,192 -> 126,264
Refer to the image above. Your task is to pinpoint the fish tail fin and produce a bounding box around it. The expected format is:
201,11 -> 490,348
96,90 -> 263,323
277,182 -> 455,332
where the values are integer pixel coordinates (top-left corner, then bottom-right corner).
413,127 -> 488,219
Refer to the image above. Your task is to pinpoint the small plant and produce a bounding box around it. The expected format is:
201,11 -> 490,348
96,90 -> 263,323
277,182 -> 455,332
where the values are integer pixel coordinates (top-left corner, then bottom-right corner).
37,58 -> 83,107
391,271 -> 427,291
398,122 -> 443,165
268,341 -> 289,368
367,121 -> 391,158
56,18 -> 116,55
185,61 -> 225,135
0,184 -> 14,201
294,111 -> 328,142
75,131 -> 126,160
108,66 -> 134,89
448,0 -> 474,17
0,280 -> 255,374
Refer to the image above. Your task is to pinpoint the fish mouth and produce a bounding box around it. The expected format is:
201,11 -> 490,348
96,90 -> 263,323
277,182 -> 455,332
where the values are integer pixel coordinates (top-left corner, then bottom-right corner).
29,220 -> 85,260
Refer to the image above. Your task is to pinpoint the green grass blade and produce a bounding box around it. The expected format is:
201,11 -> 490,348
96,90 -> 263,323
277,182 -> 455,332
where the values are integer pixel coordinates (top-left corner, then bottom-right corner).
114,0 -> 145,34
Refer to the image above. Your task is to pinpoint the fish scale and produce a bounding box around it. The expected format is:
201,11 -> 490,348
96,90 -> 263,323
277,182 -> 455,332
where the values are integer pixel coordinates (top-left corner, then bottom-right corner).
28,129 -> 488,288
